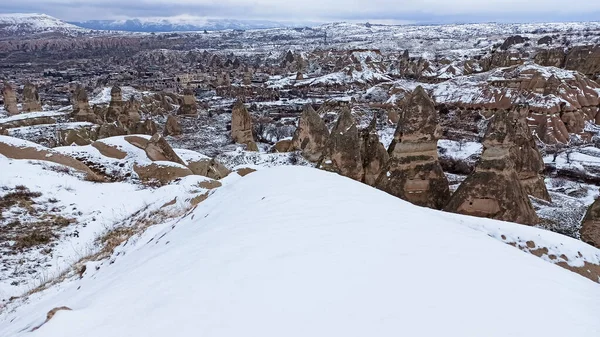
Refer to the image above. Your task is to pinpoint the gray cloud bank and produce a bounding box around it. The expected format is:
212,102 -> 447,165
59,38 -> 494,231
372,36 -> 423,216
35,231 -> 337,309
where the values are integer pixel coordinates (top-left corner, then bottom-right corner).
1,0 -> 599,23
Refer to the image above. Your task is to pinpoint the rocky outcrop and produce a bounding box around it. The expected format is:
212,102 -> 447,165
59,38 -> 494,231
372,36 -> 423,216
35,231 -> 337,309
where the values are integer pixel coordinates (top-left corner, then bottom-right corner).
500,35 -> 528,50
565,45 -> 600,78
144,133 -> 186,166
2,82 -> 19,115
230,99 -> 255,147
177,88 -> 198,116
510,107 -> 551,201
534,48 -> 565,68
72,85 -> 97,122
317,108 -> 364,181
187,158 -> 231,180
271,139 -> 294,153
375,86 -> 450,209
57,127 -> 98,146
360,116 -> 389,186
134,119 -> 159,136
164,115 -> 182,136
97,122 -> 128,139
444,111 -> 540,225
581,198 -> 600,249
22,82 -> 42,112
133,163 -> 193,185
291,104 -> 329,162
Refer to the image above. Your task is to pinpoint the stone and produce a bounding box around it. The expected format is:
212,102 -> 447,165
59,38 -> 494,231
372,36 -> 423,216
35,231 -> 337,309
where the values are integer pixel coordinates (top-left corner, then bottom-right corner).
164,115 -> 182,136
500,35 -> 528,50
444,111 -> 540,225
133,163 -> 193,185
271,139 -> 294,153
2,82 -> 19,115
231,99 -> 254,144
105,86 -> 124,123
187,158 -> 231,180
291,104 -> 329,162
317,108 -> 364,181
144,133 -> 186,166
246,141 -> 259,152
581,197 -> 600,249
375,86 -> 450,209
360,116 -> 389,186
177,87 -> 198,115
22,82 -> 42,112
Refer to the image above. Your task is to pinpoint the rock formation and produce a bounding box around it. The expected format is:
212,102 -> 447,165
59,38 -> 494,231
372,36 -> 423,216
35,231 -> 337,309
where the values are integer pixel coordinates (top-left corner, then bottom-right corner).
510,106 -> 551,201
2,82 -> 19,115
187,158 -> 231,180
105,86 -> 124,123
230,99 -> 256,149
360,116 -> 389,186
375,86 -> 450,209
144,133 -> 186,166
317,108 -> 364,181
177,88 -> 198,115
444,111 -> 540,225
22,82 -> 42,112
72,85 -> 97,122
291,104 -> 329,162
581,198 -> 600,249
164,115 -> 182,136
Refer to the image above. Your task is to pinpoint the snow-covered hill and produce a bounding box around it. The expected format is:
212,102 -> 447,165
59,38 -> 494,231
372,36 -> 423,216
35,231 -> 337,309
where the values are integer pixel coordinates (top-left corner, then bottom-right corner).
70,16 -> 312,32
1,166 -> 599,336
0,13 -> 87,36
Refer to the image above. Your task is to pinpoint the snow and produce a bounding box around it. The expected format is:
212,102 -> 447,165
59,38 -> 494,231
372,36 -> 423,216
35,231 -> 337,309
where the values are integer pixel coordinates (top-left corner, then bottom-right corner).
0,157 -> 214,299
438,139 -> 483,160
1,166 -> 599,336
0,13 -> 86,34
89,87 -> 143,105
0,111 -> 68,125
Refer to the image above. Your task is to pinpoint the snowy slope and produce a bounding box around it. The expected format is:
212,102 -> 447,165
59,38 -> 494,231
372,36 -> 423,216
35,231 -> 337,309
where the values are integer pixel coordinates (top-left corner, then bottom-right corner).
0,13 -> 87,35
1,166 -> 599,336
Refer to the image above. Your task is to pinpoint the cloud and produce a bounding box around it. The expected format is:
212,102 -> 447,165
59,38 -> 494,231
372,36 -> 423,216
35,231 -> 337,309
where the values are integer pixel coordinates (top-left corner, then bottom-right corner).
1,0 -> 599,23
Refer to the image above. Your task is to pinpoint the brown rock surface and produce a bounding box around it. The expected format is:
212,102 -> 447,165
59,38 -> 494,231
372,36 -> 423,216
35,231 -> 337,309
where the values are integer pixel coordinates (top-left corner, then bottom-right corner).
581,197 -> 600,249
164,115 -> 182,136
291,104 -> 329,162
187,158 -> 231,180
375,86 -> 450,209
317,108 -> 364,181
134,163 -> 193,185
231,99 -> 254,145
22,82 -> 42,112
144,133 -> 186,165
444,111 -> 540,225
177,88 -> 198,115
2,82 -> 19,115
72,85 -> 95,122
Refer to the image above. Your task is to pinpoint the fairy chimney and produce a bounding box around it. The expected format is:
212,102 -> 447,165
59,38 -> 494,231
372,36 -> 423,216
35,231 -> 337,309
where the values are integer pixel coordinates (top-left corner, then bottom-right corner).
375,86 -> 450,209
317,108 -> 364,181
360,116 -> 389,186
177,87 -> 198,116
291,104 -> 330,162
231,99 -> 254,146
22,82 -> 42,112
444,110 -> 540,225
2,82 -> 19,115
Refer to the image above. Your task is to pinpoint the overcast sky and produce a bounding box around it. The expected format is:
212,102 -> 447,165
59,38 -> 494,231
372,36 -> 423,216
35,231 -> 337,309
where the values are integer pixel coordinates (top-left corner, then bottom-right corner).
1,0 -> 599,23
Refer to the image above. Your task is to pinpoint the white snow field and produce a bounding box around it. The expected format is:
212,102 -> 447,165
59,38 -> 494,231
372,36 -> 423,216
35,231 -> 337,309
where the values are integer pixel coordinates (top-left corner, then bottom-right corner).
1,166 -> 599,336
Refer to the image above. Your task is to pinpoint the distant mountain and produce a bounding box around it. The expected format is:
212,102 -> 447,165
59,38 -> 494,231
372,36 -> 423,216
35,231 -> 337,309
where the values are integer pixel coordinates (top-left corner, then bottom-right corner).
69,16 -> 312,32
0,13 -> 87,36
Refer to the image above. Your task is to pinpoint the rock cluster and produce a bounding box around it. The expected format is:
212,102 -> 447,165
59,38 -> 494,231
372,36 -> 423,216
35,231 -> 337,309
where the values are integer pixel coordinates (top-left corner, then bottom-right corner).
291,104 -> 329,162
2,82 -> 19,115
22,82 -> 42,112
375,86 -> 450,209
444,111 -> 540,225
